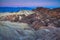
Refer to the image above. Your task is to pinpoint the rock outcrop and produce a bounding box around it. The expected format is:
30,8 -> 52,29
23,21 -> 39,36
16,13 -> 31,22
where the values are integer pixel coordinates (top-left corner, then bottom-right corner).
0,7 -> 60,40
0,21 -> 60,40
0,7 -> 60,30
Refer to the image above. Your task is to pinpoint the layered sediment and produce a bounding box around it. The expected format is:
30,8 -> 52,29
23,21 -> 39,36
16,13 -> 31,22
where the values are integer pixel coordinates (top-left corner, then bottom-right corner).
0,7 -> 60,40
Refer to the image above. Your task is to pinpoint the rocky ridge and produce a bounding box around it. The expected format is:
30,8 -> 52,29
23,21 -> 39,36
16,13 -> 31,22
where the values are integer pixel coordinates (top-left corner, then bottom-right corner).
0,7 -> 60,40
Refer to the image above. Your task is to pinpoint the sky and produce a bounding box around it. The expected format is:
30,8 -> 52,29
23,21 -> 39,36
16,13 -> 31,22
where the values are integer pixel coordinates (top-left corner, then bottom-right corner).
0,0 -> 60,8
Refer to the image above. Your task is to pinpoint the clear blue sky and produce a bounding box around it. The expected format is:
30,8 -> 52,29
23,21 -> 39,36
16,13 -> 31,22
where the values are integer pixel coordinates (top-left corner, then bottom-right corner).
0,0 -> 60,8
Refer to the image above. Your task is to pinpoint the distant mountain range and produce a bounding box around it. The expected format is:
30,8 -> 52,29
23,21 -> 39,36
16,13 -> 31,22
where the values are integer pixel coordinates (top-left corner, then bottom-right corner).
0,7 -> 36,13
0,7 -> 60,13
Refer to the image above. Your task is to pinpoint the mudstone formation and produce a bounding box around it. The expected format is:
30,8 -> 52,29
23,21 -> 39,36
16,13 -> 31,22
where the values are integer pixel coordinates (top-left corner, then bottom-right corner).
0,7 -> 60,40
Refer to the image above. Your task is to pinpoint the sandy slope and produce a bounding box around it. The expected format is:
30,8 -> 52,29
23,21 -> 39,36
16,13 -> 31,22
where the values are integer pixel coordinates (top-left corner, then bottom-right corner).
0,10 -> 34,17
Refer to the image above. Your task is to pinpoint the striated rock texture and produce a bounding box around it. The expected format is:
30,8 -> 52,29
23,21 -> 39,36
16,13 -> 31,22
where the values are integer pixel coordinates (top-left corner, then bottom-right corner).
36,28 -> 60,40
0,7 -> 60,40
0,7 -> 60,29
0,21 -> 60,40
0,21 -> 36,40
